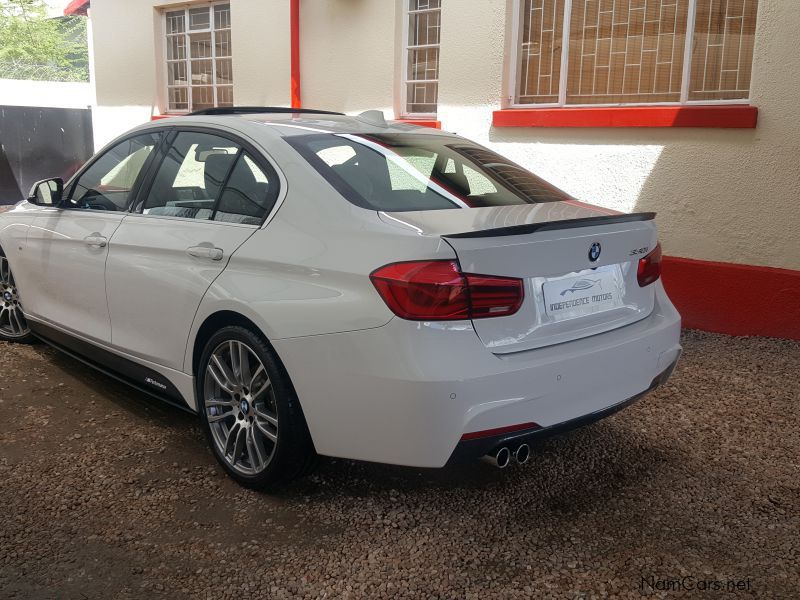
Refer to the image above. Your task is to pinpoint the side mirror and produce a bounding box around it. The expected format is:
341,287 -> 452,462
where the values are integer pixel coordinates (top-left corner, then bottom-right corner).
27,178 -> 63,206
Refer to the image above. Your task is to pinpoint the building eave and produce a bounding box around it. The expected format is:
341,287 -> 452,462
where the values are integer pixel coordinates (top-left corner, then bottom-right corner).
64,0 -> 89,16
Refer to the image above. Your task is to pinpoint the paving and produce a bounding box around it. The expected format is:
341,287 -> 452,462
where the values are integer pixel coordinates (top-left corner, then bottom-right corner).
0,330 -> 798,598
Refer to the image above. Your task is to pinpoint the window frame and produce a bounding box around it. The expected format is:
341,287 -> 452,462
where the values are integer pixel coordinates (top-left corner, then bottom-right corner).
130,126 -> 284,229
61,131 -> 166,213
160,2 -> 233,114
401,0 -> 442,119
507,0 -> 754,110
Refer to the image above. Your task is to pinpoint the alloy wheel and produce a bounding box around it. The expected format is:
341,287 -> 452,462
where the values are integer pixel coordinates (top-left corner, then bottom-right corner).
0,255 -> 29,339
203,340 -> 279,475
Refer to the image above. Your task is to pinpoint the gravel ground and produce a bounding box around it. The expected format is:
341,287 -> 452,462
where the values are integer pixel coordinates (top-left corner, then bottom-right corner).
0,330 -> 798,599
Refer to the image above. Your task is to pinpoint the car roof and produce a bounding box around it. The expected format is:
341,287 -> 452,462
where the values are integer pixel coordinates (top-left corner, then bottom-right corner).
135,110 -> 449,140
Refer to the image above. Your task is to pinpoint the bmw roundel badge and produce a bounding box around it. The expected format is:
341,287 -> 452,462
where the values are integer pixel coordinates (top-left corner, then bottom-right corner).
588,242 -> 601,262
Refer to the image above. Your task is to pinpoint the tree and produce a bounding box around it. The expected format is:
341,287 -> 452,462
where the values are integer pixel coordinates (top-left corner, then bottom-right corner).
0,0 -> 89,82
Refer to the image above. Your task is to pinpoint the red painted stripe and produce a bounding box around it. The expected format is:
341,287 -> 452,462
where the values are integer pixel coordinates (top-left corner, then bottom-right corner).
290,0 -> 301,109
396,120 -> 442,129
662,256 -> 800,339
493,105 -> 758,128
461,422 -> 540,441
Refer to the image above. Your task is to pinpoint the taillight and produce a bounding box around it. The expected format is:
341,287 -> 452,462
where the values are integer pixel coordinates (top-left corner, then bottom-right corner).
370,260 -> 523,321
637,242 -> 662,287
464,274 -> 524,318
370,260 -> 469,320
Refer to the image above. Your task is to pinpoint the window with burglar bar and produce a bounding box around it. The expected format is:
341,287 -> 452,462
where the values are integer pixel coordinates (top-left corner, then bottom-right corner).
403,0 -> 441,117
164,2 -> 233,112
512,0 -> 758,106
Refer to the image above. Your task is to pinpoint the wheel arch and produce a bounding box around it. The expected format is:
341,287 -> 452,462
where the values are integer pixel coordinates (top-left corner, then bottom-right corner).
190,310 -> 304,413
191,309 -> 317,455
0,238 -> 34,342
192,309 -> 318,482
193,310 -> 273,376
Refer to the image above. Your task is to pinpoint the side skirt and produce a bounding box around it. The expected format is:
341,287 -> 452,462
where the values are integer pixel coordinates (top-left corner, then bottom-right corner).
29,321 -> 195,414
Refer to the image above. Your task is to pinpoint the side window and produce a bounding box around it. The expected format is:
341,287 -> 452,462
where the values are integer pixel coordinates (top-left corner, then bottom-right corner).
387,150 -> 436,193
462,164 -> 497,196
142,131 -> 240,220
317,144 -> 356,166
213,153 -> 277,225
67,133 -> 160,211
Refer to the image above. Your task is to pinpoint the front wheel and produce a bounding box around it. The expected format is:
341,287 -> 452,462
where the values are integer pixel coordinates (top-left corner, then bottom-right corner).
197,325 -> 316,489
0,248 -> 33,343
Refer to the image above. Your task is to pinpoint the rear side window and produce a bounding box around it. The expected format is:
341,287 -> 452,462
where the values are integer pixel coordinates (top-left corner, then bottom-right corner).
213,155 -> 275,225
142,131 -> 239,220
286,133 -> 573,212
140,131 -> 278,225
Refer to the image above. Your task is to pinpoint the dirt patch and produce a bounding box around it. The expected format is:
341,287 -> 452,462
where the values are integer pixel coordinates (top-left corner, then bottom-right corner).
1,331 -> 798,598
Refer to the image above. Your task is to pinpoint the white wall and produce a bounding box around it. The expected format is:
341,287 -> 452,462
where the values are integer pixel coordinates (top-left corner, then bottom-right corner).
89,0 -> 291,148
89,0 -> 165,148
0,79 -> 93,109
231,0 -> 290,107
300,0 -> 397,116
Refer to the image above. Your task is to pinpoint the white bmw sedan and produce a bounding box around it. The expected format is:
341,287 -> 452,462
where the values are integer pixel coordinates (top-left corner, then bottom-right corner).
0,108 -> 681,488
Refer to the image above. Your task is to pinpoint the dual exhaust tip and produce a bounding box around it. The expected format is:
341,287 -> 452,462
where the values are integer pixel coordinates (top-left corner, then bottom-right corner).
481,443 -> 530,469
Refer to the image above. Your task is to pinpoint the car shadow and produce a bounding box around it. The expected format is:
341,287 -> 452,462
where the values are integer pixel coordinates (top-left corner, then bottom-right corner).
296,415 -> 673,500
43,345 -> 197,430
38,342 -> 678,519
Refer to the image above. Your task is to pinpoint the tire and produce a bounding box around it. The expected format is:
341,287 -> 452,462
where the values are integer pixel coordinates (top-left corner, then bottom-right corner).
0,246 -> 34,344
197,325 -> 316,489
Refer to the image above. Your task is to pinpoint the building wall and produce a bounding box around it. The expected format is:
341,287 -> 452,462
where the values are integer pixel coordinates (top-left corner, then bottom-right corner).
90,0 -> 798,271
90,0 -> 291,148
300,0 -> 397,116
308,0 -> 798,272
437,0 -> 800,273
230,0 -> 290,107
90,0 -> 164,148
89,0 -> 402,143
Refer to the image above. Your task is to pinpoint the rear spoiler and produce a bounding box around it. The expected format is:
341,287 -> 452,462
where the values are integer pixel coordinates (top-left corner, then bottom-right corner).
443,212 -> 656,239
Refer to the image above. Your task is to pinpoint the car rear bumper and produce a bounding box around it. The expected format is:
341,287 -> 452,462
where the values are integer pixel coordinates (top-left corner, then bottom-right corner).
446,356 -> 678,464
273,281 -> 682,468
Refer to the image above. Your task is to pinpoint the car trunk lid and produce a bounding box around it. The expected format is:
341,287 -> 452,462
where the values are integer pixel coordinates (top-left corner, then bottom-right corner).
379,203 -> 659,354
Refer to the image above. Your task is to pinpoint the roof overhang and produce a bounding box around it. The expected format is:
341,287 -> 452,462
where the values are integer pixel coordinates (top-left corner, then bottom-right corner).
64,0 -> 89,16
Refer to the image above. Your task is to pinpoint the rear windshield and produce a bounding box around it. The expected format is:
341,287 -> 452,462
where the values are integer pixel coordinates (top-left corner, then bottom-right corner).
286,133 -> 573,212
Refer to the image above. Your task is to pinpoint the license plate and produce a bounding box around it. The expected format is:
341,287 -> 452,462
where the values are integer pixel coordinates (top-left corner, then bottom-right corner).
542,267 -> 623,321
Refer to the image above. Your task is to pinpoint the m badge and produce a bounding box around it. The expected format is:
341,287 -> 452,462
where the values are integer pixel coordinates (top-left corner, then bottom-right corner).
588,242 -> 602,262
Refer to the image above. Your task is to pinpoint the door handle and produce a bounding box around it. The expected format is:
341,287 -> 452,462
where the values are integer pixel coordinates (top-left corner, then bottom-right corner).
187,245 -> 224,261
84,234 -> 107,248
